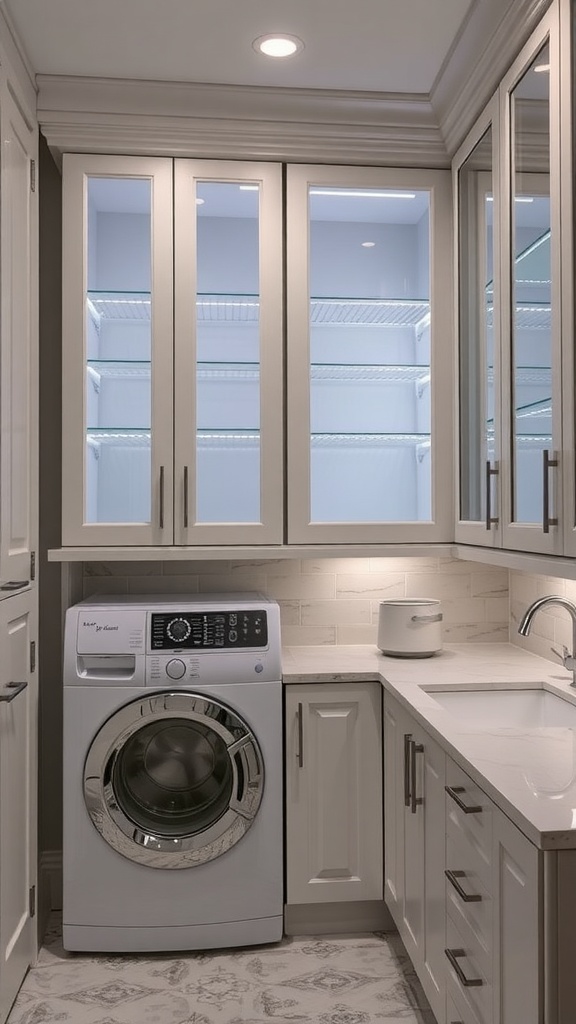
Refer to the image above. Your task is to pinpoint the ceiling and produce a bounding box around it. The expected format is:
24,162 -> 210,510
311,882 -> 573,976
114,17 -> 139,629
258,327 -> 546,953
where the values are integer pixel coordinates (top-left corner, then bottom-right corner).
4,0 -> 476,95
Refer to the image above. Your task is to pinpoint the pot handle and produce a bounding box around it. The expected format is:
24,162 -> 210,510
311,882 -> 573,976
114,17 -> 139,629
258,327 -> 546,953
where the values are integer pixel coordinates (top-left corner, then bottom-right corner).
411,613 -> 443,623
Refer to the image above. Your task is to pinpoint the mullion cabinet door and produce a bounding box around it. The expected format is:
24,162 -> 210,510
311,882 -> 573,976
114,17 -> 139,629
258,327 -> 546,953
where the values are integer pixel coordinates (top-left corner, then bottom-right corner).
62,154 -> 174,546
286,163 -> 453,544
173,160 -> 283,544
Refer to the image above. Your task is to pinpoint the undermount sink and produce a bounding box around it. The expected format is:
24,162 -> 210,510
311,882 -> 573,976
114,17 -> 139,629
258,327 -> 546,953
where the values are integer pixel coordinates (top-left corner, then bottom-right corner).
428,687 -> 576,729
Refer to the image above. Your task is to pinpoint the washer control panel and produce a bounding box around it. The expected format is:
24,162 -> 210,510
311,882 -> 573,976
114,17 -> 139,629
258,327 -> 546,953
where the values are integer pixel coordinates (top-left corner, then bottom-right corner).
150,610 -> 268,650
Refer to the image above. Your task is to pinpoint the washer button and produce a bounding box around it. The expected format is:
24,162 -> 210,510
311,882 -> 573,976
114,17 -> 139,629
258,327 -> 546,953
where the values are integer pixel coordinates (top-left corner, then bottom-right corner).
166,658 -> 186,680
255,662 -> 264,674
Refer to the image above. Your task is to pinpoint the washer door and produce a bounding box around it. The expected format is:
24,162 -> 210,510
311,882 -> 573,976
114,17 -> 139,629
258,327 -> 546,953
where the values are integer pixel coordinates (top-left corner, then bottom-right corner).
83,691 -> 264,869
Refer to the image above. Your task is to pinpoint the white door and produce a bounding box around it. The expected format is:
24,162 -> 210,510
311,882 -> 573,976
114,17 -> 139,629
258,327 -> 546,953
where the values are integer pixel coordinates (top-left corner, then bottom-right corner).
0,591 -> 37,1024
286,163 -> 454,544
0,88 -> 37,585
285,683 -> 382,905
173,160 -> 283,544
62,154 -> 174,546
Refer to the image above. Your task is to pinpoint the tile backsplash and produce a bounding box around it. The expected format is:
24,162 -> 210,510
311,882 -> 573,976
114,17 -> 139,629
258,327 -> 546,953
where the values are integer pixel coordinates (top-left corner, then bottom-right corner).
82,556 -> 510,646
510,570 -> 576,661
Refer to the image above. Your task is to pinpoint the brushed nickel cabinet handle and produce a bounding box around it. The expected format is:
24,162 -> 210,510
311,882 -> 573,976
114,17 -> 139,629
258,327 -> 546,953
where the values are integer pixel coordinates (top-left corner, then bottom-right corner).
445,868 -> 482,903
159,465 -> 165,529
485,460 -> 499,529
445,947 -> 483,987
0,681 -> 27,703
445,785 -> 482,814
297,702 -> 304,768
404,733 -> 412,807
410,742 -> 424,813
543,449 -> 558,533
183,465 -> 189,529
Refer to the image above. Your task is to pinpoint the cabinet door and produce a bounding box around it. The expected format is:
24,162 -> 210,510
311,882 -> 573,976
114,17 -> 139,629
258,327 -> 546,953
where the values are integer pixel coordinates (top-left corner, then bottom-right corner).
285,682 -> 382,905
173,161 -> 283,544
454,102 -> 502,548
0,592 -> 37,1024
0,88 -> 37,584
492,806 -> 541,1024
286,164 -> 453,544
500,9 -> 563,554
62,154 -> 174,545
383,692 -> 405,920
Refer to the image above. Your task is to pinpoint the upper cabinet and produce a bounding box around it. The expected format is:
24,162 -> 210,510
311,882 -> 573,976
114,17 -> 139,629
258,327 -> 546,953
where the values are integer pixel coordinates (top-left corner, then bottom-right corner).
455,3 -> 571,557
61,155 -> 283,546
62,156 -> 453,550
0,87 -> 38,585
286,165 -> 454,545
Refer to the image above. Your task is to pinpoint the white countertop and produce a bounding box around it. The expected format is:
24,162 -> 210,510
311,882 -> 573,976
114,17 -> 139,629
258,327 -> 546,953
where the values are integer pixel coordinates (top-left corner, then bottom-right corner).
282,643 -> 576,851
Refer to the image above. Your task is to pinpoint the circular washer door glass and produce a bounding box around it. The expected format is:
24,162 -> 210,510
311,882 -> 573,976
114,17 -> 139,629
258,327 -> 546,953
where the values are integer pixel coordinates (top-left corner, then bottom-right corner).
84,691 -> 264,868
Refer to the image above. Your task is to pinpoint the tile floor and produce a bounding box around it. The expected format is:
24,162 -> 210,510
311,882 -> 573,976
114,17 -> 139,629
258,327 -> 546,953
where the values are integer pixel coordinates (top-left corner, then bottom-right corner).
7,918 -> 437,1024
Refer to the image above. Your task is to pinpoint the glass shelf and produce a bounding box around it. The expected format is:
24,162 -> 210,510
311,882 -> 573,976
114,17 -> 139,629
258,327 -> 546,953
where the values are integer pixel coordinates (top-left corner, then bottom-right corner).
87,360 -> 151,380
311,432 -> 431,448
311,364 -> 430,384
514,397 -> 552,420
486,302 -> 551,330
487,365 -> 551,386
87,291 -> 431,328
87,430 -> 151,449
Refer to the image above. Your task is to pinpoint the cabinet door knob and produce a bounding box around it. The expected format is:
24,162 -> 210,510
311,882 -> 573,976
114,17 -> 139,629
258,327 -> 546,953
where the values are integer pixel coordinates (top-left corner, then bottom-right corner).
445,785 -> 482,814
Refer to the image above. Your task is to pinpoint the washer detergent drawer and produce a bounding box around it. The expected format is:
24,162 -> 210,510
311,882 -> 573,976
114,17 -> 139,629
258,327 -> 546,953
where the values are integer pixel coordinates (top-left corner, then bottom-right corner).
76,655 -> 137,681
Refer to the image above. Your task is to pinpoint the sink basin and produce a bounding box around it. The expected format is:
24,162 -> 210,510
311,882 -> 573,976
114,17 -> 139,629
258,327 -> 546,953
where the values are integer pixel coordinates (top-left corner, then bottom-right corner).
428,688 -> 576,729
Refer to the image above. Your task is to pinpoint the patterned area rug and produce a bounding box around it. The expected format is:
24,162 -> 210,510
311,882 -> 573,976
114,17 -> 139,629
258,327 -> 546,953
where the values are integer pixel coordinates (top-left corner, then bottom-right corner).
7,918 -> 437,1024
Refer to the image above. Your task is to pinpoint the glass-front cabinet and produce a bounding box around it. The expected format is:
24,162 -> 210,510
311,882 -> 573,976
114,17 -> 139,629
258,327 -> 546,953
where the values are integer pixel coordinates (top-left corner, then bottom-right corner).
62,155 -> 283,546
455,4 -> 565,555
286,165 -> 453,544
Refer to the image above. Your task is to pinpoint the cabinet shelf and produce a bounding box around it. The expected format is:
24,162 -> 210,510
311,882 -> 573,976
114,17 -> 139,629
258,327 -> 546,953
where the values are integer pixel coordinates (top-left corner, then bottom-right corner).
487,366 -> 551,386
311,432 -> 431,458
87,291 -> 431,328
311,364 -> 430,385
486,302 -> 551,330
86,429 -> 262,451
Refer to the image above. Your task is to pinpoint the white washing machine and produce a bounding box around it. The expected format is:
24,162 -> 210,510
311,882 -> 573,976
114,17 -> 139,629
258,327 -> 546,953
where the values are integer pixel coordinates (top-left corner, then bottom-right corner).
62,593 -> 283,953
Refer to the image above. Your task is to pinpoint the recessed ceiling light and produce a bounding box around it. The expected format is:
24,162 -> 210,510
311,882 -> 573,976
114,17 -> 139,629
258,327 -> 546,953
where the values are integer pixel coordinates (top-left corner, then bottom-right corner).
196,197 -> 205,206
362,242 -> 376,248
253,34 -> 304,58
309,189 -> 416,199
534,63 -> 550,73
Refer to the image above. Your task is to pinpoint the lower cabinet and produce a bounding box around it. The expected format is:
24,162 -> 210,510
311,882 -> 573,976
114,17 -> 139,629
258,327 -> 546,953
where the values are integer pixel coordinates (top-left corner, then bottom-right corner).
384,692 -> 446,1023
0,591 -> 37,1024
285,682 -> 383,906
384,692 -> 541,1024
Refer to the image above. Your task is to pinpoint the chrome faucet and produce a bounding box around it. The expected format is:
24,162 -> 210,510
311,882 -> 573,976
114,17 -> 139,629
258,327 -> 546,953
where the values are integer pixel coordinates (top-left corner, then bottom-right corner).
518,596 -> 576,687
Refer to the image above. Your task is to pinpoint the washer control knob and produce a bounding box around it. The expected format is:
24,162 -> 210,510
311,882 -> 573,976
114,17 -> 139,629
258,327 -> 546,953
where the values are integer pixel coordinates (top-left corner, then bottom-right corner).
166,658 -> 186,680
166,617 -> 191,643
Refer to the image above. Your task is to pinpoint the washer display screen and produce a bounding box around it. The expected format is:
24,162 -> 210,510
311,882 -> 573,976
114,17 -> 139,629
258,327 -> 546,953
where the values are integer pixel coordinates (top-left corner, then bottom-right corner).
150,610 -> 268,649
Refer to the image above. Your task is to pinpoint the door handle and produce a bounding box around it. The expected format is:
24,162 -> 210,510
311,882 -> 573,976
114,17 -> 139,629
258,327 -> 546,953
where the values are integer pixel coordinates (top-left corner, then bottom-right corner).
183,465 -> 189,529
543,449 -> 558,533
0,681 -> 28,703
403,733 -> 412,807
445,947 -> 483,987
159,465 -> 165,530
410,741 -> 424,813
296,702 -> 304,768
485,460 -> 499,529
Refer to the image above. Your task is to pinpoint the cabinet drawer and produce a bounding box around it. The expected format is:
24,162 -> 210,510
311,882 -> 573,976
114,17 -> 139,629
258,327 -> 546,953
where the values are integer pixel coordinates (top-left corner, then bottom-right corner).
446,802 -> 492,894
445,918 -> 492,1024
446,979 -> 484,1024
445,851 -> 492,983
445,761 -> 492,870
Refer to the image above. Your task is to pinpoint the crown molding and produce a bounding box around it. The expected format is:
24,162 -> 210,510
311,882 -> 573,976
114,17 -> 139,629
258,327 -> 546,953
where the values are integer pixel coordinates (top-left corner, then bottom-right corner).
37,75 -> 449,167
433,0 -> 553,156
0,3 -> 37,123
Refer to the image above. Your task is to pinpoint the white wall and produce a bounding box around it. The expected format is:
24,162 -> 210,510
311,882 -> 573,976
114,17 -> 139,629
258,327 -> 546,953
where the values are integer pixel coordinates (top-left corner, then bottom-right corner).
510,569 -> 576,660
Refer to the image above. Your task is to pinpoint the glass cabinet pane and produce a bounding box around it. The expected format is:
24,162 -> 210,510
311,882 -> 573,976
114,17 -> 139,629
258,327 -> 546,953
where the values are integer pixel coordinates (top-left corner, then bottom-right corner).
307,186 -> 431,523
458,126 -> 495,524
85,177 -> 152,524
510,41 -> 552,525
195,182 -> 261,524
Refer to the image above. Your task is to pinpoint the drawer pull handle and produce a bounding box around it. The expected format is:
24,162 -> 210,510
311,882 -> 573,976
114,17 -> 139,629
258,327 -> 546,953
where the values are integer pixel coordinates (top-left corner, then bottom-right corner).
183,465 -> 189,529
445,869 -> 482,903
0,681 -> 27,703
410,741 -> 424,813
445,785 -> 482,814
297,702 -> 304,768
445,947 -> 483,987
404,733 -> 412,807
159,465 -> 165,530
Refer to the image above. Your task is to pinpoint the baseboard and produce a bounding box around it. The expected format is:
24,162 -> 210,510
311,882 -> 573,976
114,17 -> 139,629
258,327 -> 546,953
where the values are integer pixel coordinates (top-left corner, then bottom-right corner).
284,900 -> 394,936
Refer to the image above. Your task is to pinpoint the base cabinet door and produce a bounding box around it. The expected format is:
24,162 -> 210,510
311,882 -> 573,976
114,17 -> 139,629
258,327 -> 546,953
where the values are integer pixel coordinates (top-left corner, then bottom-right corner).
285,682 -> 382,905
384,693 -> 446,1024
0,591 -> 37,1024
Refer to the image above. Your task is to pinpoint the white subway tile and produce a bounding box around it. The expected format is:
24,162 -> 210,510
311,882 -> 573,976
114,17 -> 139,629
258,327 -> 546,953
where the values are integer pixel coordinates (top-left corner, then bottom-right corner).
335,573 -> 405,599
281,625 -> 336,646
301,600 -> 371,625
440,598 -> 488,625
406,572 -> 471,600
265,575 -> 335,600
83,577 -> 128,597
484,597 -> 509,623
162,560 -> 232,575
198,574 -> 265,593
278,600 -> 300,626
128,576 -> 199,594
470,570 -> 508,598
442,622 -> 509,642
336,624 -> 379,645
302,558 -> 371,574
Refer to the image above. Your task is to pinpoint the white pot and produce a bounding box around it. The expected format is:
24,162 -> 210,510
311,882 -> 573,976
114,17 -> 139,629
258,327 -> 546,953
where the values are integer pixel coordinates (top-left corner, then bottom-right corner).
377,599 -> 443,658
